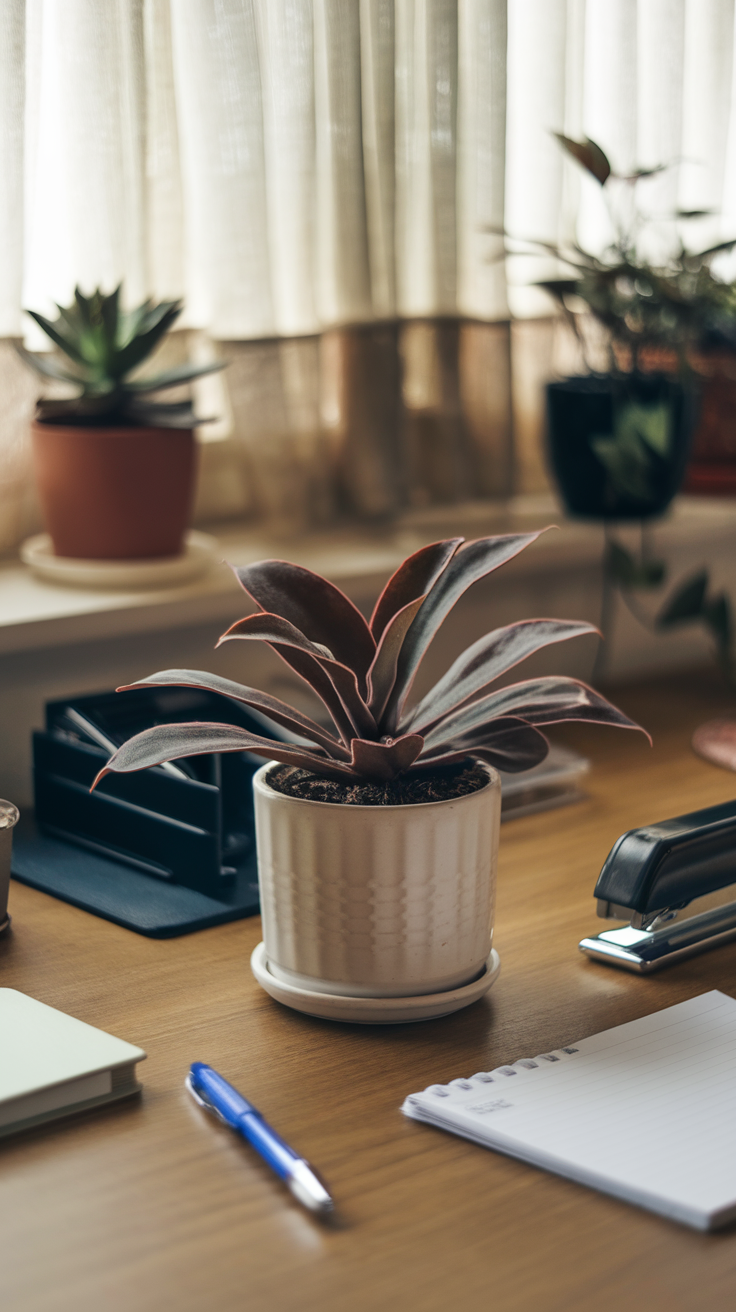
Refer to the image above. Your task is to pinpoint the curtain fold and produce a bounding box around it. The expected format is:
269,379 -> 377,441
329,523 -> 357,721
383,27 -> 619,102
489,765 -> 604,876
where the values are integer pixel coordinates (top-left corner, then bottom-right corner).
2,0 -> 736,547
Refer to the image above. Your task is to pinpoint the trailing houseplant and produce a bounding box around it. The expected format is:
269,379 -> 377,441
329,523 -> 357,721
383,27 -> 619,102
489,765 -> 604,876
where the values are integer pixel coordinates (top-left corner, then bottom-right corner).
95,530 -> 645,1020
19,285 -> 224,559
520,134 -> 736,520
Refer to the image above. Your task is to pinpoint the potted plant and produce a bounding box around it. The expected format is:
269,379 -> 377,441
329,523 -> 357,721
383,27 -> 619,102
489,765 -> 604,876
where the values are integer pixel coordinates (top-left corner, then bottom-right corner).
95,531 -> 645,1022
19,286 -> 224,559
530,135 -> 736,519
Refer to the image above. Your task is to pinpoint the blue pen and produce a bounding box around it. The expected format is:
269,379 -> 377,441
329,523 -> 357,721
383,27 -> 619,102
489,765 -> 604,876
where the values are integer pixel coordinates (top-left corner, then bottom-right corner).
185,1062 -> 333,1214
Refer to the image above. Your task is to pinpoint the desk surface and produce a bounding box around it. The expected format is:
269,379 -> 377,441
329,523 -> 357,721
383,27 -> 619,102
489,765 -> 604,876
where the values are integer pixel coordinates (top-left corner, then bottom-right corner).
3,671 -> 736,1312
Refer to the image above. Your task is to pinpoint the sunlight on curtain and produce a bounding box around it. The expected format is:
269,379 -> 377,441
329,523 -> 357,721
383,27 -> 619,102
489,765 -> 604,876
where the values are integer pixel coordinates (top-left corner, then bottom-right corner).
2,0 -> 736,546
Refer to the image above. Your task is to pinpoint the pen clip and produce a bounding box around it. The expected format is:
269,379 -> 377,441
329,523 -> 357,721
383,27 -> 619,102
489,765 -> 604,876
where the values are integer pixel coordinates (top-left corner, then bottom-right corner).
185,1072 -> 229,1124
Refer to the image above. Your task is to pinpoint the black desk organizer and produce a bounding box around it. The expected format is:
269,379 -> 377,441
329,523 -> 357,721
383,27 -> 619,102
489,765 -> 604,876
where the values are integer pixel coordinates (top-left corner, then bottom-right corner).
12,685 -> 285,937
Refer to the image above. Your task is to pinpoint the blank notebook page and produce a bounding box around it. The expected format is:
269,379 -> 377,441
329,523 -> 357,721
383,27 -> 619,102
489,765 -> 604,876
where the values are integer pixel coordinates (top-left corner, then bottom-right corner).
402,991 -> 736,1230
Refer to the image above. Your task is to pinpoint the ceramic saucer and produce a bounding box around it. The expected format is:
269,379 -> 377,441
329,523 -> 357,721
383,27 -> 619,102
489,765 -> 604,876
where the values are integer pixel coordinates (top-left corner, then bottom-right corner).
250,941 -> 500,1024
20,530 -> 219,590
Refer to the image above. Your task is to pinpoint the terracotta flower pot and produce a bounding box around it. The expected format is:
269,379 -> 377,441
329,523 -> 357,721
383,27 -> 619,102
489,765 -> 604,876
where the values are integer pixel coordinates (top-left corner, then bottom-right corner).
31,421 -> 198,559
251,761 -> 501,1020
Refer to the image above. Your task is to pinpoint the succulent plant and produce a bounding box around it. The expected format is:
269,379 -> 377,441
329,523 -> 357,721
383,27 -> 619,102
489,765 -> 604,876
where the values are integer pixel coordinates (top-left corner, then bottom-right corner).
19,285 -> 223,427
95,531 -> 645,789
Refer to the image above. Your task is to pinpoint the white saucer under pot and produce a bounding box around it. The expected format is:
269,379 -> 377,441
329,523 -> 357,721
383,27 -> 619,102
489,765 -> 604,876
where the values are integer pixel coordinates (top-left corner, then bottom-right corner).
20,530 -> 219,590
250,761 -> 502,1024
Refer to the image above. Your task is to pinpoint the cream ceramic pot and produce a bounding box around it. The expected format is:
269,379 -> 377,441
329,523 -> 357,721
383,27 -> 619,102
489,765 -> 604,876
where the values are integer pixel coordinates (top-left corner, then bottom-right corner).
252,762 -> 501,1004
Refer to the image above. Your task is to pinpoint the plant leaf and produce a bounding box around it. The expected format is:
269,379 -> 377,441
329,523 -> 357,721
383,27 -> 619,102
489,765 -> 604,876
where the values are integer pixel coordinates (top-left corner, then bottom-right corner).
233,561 -> 376,691
219,612 -> 334,660
380,530 -> 548,734
126,361 -> 226,392
350,734 -> 424,781
423,677 -> 646,748
116,669 -> 351,760
14,344 -> 84,384
100,285 -> 121,354
265,646 -> 360,746
24,310 -> 87,366
416,717 -> 550,774
112,303 -> 183,378
369,539 -> 463,639
403,619 -> 599,733
92,721 -> 357,790
366,596 -> 426,721
553,132 -> 611,185
656,571 -> 708,627
218,613 -> 377,739
606,541 -> 666,589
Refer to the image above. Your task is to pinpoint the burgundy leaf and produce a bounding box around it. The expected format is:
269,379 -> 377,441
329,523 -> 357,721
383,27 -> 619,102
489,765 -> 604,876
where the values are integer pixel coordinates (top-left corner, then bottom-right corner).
381,530 -> 549,733
232,560 -> 376,689
219,612 -> 333,659
350,734 -> 425,781
116,669 -> 351,760
415,717 -> 550,774
423,677 -> 647,749
267,645 -> 359,745
403,619 -> 599,733
369,538 -> 463,640
91,721 -> 358,790
553,132 -> 611,185
366,595 -> 425,721
218,614 -> 378,740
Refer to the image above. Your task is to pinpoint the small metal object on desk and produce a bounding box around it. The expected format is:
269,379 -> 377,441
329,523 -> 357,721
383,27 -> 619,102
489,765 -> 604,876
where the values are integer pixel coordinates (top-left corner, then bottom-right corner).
579,798 -> 736,973
0,800 -> 20,936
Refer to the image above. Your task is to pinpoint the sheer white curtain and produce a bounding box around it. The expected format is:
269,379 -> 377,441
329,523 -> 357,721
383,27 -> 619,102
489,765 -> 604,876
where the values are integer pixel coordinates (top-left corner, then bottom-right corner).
2,0 -> 508,337
1,0 -> 736,547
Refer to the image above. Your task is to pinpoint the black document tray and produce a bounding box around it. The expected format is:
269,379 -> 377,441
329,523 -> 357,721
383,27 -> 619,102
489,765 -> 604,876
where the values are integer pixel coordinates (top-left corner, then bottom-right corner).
12,816 -> 260,938
12,685 -> 280,937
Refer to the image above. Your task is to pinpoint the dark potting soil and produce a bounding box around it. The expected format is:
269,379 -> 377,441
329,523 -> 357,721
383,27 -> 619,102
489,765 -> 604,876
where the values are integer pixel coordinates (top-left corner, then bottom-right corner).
267,761 -> 489,806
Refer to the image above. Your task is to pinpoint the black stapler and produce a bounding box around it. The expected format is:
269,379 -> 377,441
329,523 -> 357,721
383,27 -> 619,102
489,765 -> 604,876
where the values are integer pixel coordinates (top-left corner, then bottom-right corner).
579,798 -> 736,972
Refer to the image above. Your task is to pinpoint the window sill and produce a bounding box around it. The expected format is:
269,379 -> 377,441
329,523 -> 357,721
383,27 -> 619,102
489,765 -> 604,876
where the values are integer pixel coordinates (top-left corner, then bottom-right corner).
0,494 -> 733,657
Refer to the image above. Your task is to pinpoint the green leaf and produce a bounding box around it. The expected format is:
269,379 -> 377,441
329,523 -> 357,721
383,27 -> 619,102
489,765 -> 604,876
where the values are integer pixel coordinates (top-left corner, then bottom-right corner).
628,403 -> 670,457
605,541 -> 665,589
126,360 -> 226,393
100,285 -> 121,353
73,287 -> 93,330
553,132 -> 611,185
656,572 -> 708,627
24,310 -> 87,366
591,401 -> 671,502
14,344 -> 84,384
112,305 -> 181,378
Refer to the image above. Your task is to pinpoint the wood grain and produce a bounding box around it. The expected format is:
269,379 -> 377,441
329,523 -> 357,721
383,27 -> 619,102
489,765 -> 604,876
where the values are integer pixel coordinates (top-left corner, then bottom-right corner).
2,670 -> 736,1312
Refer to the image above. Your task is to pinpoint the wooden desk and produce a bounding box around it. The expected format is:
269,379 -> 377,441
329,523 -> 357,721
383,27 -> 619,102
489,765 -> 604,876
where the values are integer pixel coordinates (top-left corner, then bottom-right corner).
3,672 -> 736,1312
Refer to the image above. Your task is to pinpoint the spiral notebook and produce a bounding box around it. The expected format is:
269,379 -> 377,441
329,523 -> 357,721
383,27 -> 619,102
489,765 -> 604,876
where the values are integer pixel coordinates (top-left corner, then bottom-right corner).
402,991 -> 736,1230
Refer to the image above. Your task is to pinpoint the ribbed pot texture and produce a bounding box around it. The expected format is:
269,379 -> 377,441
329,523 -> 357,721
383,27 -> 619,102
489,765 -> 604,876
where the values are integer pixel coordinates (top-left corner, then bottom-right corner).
253,762 -> 501,999
31,421 -> 197,559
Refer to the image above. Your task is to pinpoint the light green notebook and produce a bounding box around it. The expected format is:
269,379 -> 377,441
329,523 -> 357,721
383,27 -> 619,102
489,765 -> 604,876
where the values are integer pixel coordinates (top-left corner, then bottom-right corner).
0,988 -> 146,1137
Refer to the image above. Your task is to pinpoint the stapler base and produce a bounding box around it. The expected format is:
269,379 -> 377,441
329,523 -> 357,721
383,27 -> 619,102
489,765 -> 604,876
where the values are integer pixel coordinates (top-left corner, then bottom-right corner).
580,899 -> 736,972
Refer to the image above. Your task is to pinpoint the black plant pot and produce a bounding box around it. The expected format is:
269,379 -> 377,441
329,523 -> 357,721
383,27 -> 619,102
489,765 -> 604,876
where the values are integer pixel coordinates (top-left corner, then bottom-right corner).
546,373 -> 696,521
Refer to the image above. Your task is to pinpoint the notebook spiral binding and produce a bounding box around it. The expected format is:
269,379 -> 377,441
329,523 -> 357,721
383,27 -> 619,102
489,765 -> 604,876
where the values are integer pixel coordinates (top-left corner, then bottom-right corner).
405,1047 -> 581,1108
